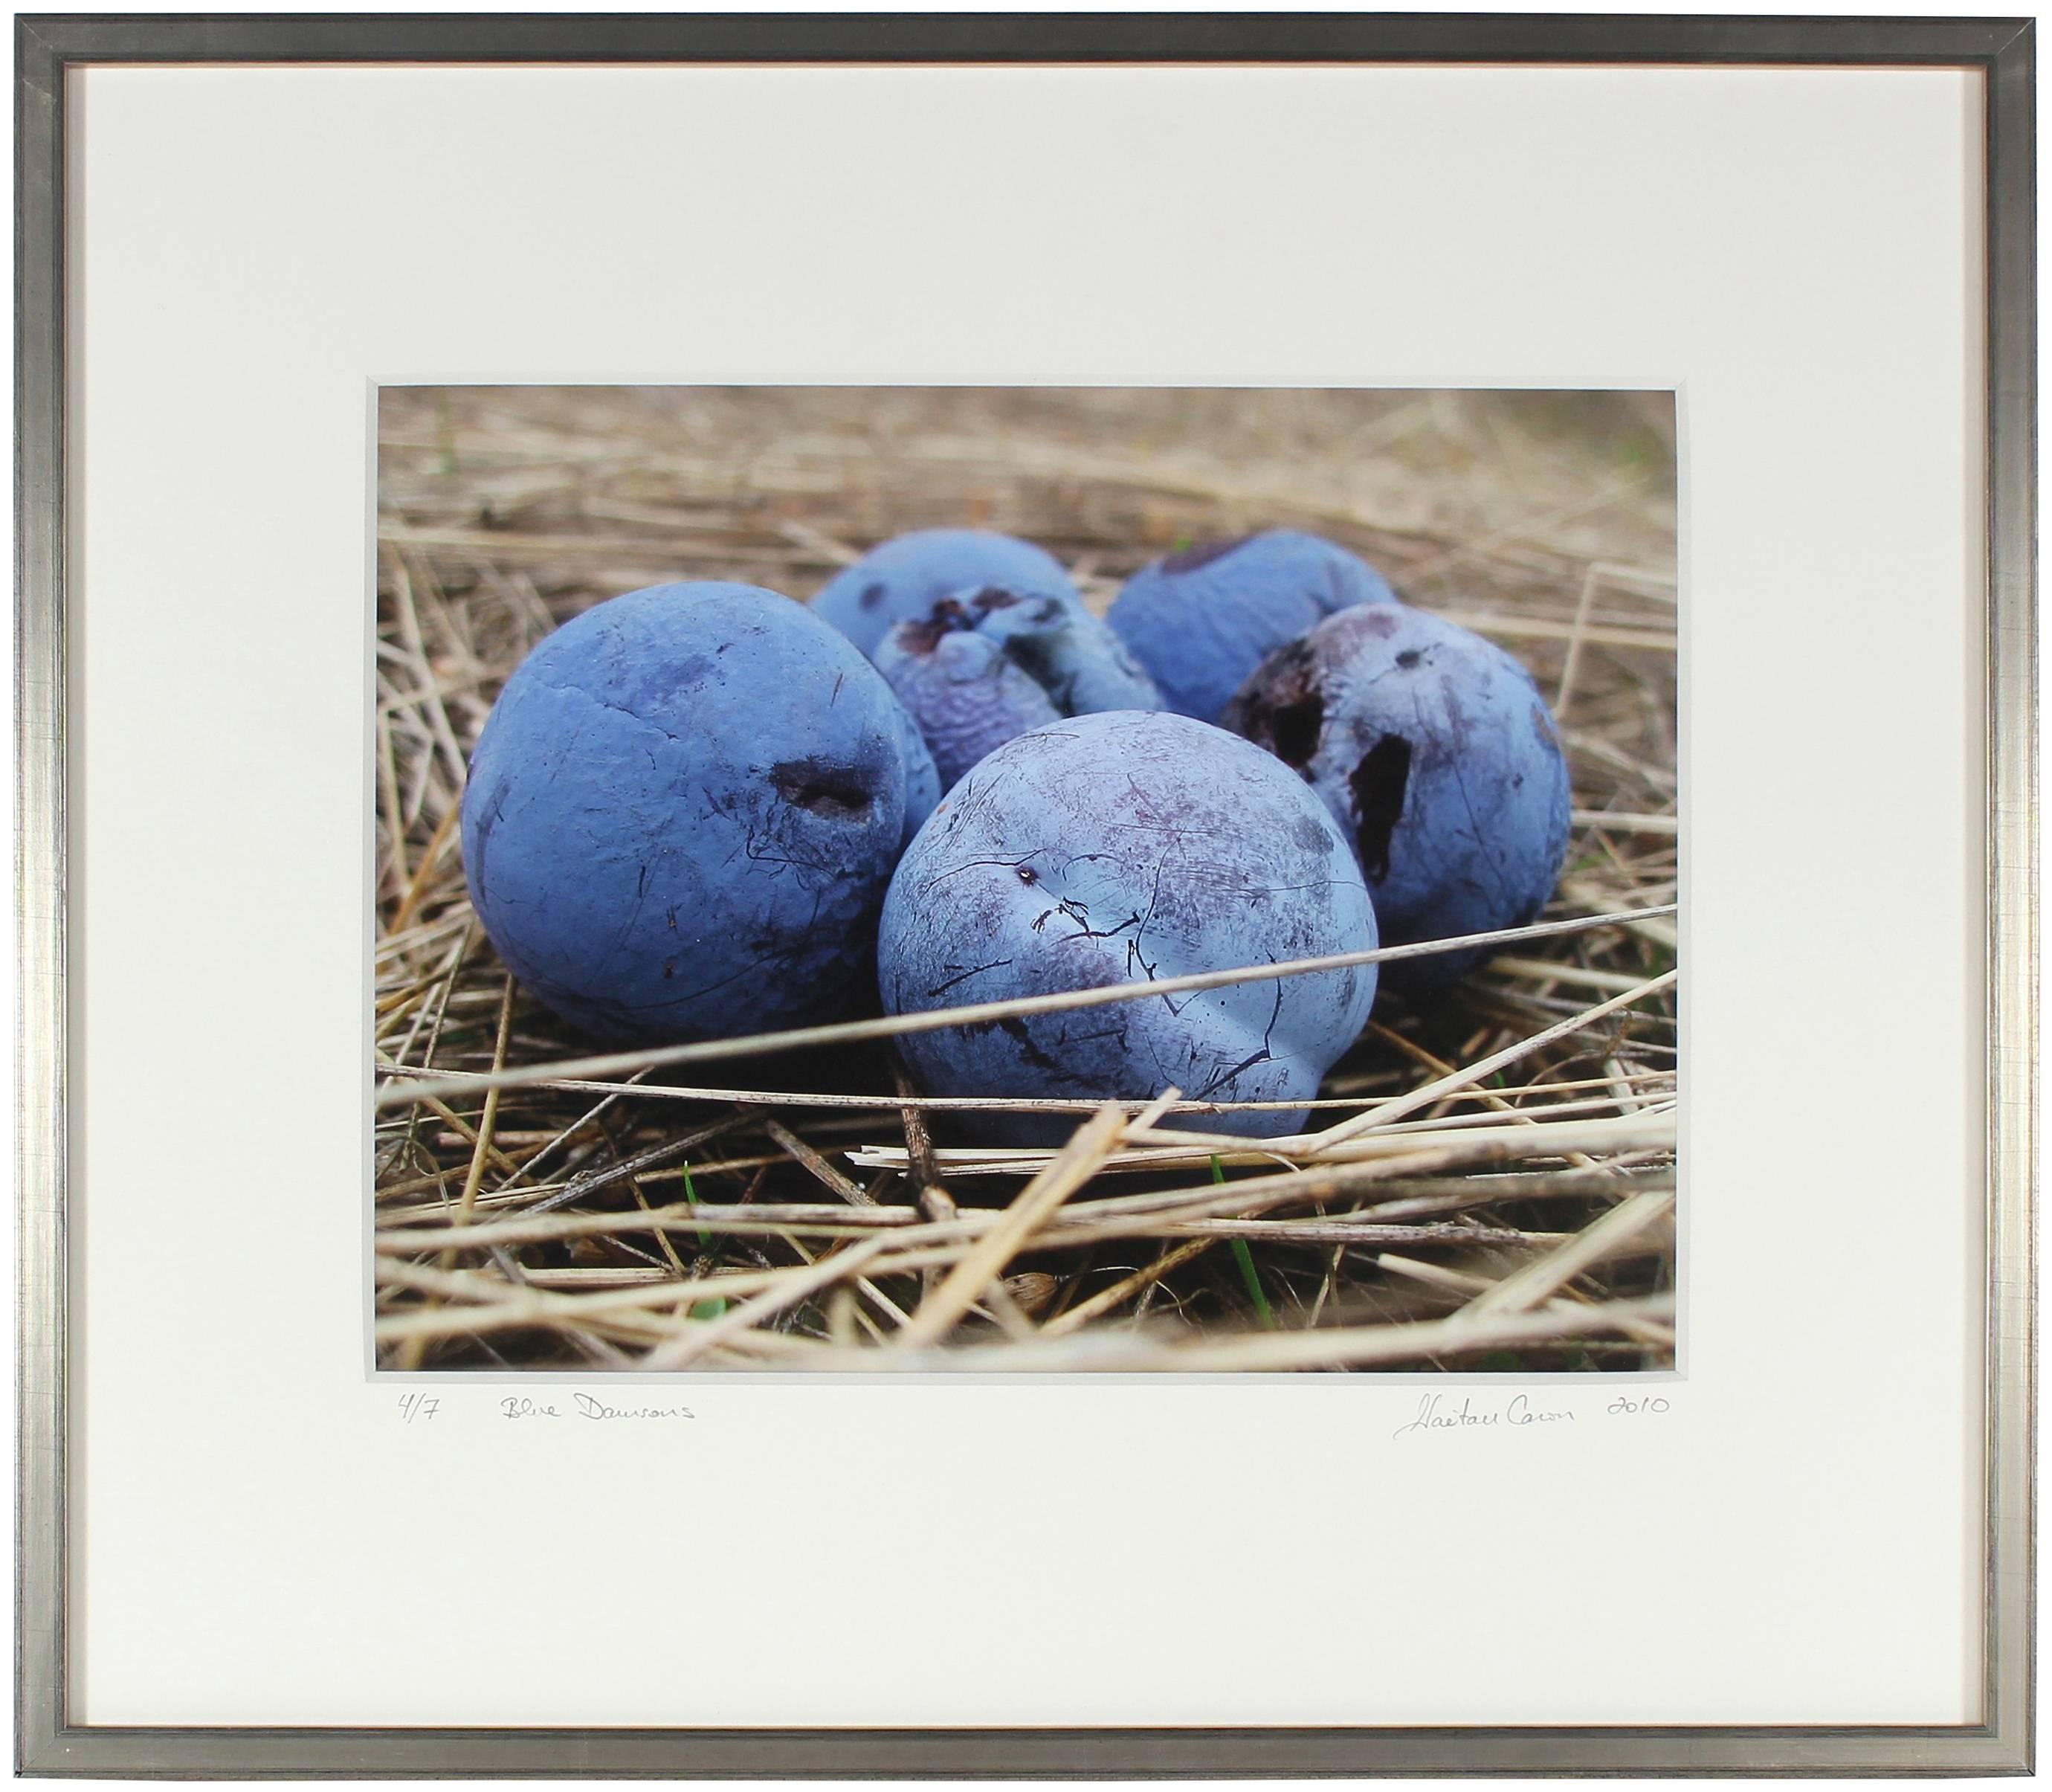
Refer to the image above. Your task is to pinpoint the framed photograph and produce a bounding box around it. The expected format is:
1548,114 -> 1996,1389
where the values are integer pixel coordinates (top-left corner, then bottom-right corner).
15,10 -> 2033,1778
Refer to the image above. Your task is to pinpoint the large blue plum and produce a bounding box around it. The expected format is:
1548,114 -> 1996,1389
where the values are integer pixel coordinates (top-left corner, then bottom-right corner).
874,587 -> 1161,788
461,582 -> 929,1043
879,711 -> 1378,1143
1223,604 -> 1571,992
811,528 -> 1081,657
1108,529 -> 1398,723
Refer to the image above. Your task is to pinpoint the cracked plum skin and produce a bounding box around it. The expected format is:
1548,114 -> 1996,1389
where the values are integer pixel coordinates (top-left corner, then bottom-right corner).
1223,604 -> 1571,993
461,582 -> 926,1044
874,589 -> 1161,789
1108,529 -> 1399,723
810,528 -> 1083,658
878,711 -> 1378,1144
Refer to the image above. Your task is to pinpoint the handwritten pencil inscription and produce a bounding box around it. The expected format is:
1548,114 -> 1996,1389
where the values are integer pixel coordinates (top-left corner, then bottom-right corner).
1393,1390 -> 1674,1440
498,1393 -> 695,1423
1393,1393 -> 1576,1440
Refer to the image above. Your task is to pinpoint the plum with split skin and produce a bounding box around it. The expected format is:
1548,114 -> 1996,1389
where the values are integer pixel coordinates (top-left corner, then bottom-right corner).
878,710 -> 1379,1144
874,605 -> 1062,792
460,581 -> 932,1044
874,587 -> 1161,789
1223,603 -> 1572,992
963,585 -> 1160,718
810,528 -> 1083,658
1108,529 -> 1399,723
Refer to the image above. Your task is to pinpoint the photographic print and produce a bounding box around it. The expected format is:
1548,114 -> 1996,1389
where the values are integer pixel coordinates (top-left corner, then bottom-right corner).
373,386 -> 1679,1373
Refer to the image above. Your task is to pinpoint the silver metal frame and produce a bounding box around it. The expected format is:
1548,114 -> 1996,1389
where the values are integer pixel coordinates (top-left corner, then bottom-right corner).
14,12 -> 2035,1777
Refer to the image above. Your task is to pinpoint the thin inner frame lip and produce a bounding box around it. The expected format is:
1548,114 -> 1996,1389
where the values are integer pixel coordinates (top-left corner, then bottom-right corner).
14,13 -> 2033,1779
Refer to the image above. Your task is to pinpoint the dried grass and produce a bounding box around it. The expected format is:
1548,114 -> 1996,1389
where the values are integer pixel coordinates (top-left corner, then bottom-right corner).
373,386 -> 1680,1373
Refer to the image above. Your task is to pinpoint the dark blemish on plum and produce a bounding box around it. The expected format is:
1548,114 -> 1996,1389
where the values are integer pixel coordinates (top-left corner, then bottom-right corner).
1268,694 -> 1325,769
969,587 -> 1024,612
1225,638 -> 1324,769
1291,813 -> 1332,855
1349,734 -> 1413,881
1362,608 -> 1400,637
1016,865 -> 1039,886
1162,535 -> 1253,574
1396,649 -> 1422,669
858,581 -> 887,612
998,631 -> 1062,695
998,1015 -> 1066,1077
770,760 -> 875,819
897,597 -> 973,656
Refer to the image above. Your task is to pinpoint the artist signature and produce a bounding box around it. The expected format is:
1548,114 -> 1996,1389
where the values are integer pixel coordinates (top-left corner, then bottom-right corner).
1393,1392 -> 1575,1439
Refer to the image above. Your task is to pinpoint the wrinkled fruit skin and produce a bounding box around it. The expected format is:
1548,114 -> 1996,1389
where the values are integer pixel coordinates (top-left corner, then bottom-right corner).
876,610 -> 1061,790
1224,605 -> 1571,992
875,587 -> 1162,789
879,711 -> 1378,1144
1109,529 -> 1398,723
462,582 -> 928,1043
811,528 -> 1081,658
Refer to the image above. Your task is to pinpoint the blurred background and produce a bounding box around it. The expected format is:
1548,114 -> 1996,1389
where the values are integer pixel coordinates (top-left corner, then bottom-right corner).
378,384 -> 1676,627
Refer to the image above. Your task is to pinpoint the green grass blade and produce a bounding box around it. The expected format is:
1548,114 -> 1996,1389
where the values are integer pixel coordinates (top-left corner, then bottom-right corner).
680,1161 -> 723,1317
1214,1155 -> 1275,1329
683,1161 -> 712,1247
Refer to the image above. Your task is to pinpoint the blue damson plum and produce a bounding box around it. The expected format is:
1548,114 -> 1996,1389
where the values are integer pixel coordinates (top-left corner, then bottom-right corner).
1223,604 -> 1572,991
461,582 -> 930,1043
879,711 -> 1378,1143
1108,529 -> 1399,723
874,587 -> 1161,789
810,528 -> 1082,658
